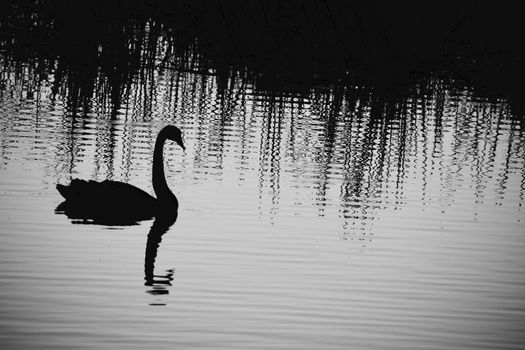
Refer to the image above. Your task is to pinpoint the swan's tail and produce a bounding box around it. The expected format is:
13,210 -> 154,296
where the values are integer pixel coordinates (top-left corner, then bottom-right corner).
56,184 -> 70,198
56,179 -> 89,199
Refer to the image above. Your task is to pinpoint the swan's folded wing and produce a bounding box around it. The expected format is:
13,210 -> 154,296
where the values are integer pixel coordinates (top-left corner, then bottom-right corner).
57,179 -> 155,205
99,180 -> 156,204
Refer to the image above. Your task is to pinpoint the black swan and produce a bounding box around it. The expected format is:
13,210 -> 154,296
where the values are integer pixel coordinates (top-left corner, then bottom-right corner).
56,125 -> 185,225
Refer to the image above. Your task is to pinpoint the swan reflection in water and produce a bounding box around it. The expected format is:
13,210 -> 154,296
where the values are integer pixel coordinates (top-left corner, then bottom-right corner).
55,125 -> 185,300
144,213 -> 177,294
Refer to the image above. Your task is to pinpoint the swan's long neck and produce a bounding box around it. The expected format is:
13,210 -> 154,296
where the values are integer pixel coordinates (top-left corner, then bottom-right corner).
152,130 -> 176,203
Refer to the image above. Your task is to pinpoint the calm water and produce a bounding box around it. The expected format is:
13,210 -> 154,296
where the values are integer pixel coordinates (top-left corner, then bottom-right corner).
1,60 -> 525,348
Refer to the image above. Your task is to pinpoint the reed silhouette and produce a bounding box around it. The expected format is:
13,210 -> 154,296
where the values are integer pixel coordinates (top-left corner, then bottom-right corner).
55,125 -> 185,225
1,0 -> 524,116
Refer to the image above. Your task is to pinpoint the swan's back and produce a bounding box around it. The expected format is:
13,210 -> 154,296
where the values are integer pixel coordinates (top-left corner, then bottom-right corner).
56,179 -> 158,224
57,179 -> 153,202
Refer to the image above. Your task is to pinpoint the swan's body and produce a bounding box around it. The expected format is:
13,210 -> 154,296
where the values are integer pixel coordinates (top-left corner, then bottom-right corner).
56,125 -> 185,225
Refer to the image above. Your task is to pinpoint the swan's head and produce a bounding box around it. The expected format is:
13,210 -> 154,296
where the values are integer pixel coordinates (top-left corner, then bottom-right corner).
163,125 -> 185,150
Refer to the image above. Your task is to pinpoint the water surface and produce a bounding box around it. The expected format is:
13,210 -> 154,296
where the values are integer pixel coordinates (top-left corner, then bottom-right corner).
1,40 -> 525,350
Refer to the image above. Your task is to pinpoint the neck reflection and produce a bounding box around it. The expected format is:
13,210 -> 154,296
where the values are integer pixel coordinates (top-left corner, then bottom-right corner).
144,212 -> 177,303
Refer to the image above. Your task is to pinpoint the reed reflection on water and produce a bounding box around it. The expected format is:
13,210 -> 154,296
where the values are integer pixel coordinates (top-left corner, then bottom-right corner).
1,5 -> 525,349
1,55 -> 525,347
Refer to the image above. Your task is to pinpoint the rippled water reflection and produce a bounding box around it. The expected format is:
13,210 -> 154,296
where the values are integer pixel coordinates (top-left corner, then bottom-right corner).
1,61 -> 524,348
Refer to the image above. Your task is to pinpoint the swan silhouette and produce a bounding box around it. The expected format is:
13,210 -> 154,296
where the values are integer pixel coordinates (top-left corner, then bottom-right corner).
55,125 -> 185,225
